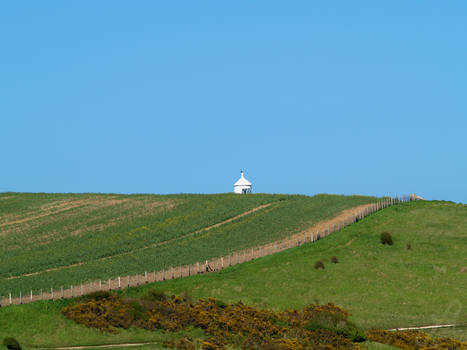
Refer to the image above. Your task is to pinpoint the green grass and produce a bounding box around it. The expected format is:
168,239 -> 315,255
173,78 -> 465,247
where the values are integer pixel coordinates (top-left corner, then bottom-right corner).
1,199 -> 466,348
0,299 -> 204,349
362,342 -> 400,350
424,325 -> 467,341
0,192 -> 376,296
121,200 -> 467,330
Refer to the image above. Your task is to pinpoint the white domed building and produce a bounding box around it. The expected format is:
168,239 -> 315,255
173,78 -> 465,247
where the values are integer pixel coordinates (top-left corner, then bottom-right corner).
234,171 -> 252,194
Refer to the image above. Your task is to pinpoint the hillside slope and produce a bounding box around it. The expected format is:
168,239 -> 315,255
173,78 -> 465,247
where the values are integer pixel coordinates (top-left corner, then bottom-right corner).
0,200 -> 466,349
125,200 -> 467,330
0,192 -> 376,296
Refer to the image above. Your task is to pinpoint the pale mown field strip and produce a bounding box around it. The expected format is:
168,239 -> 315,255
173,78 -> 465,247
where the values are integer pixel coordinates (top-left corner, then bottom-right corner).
2,196 -> 409,306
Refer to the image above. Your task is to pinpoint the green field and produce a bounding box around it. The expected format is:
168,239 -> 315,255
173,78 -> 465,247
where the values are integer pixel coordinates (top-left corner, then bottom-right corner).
0,199 -> 466,349
0,192 -> 375,297
133,200 -> 466,330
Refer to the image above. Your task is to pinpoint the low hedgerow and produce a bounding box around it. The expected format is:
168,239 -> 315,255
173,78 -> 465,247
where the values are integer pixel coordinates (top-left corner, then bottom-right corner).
62,291 -> 367,350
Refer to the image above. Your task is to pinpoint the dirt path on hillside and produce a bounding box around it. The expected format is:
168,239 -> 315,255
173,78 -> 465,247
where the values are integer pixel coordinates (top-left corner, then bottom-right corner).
4,203 -> 274,281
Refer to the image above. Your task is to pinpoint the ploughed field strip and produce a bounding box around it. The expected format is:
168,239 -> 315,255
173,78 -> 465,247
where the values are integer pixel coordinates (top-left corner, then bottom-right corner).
0,192 -> 377,296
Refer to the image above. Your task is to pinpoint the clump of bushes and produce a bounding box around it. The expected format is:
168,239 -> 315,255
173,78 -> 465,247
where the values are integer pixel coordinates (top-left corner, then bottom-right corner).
2,337 -> 21,350
331,256 -> 339,264
367,329 -> 467,350
143,289 -> 167,302
380,232 -> 393,246
78,290 -> 111,302
314,260 -> 325,269
62,290 -> 367,350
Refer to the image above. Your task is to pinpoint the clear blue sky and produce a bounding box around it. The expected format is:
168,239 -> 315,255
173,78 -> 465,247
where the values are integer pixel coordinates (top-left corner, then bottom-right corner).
1,2 -> 466,202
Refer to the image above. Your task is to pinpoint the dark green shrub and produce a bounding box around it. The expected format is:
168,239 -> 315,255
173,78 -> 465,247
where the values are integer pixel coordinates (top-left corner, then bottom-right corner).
80,291 -> 111,302
341,323 -> 367,342
331,256 -> 338,264
2,337 -> 21,350
127,300 -> 147,321
314,261 -> 325,269
215,299 -> 227,309
144,289 -> 167,302
407,243 -> 412,250
380,232 -> 393,246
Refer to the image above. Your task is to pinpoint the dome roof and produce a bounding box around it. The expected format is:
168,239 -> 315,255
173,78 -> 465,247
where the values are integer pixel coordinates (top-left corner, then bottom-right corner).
234,171 -> 252,186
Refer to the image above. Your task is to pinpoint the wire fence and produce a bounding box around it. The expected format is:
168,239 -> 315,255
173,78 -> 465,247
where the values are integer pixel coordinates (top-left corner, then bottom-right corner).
1,195 -> 414,307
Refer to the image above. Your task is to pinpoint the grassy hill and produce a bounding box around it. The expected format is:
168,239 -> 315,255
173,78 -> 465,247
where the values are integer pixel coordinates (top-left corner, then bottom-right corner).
0,199 -> 466,350
134,200 -> 467,330
0,192 -> 375,297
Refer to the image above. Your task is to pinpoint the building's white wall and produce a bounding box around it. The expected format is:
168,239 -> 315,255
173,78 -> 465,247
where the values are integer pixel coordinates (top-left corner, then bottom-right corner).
234,185 -> 252,194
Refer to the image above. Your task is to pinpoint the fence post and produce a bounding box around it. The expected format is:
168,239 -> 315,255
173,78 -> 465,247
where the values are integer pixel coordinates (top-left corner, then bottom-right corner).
108,279 -> 111,291
71,285 -> 73,298
30,290 -> 33,302
118,276 -> 121,288
9,293 -> 11,305
127,276 -> 130,288
81,284 -> 83,296
99,280 -> 102,290
20,291 -> 22,304
61,287 -> 64,299
51,288 -> 54,300
145,271 -> 148,283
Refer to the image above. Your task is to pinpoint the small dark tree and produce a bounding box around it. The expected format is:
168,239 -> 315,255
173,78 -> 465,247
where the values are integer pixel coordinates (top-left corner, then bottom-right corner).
407,243 -> 412,250
314,260 -> 325,269
380,232 -> 393,246
331,256 -> 339,264
3,338 -> 21,350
